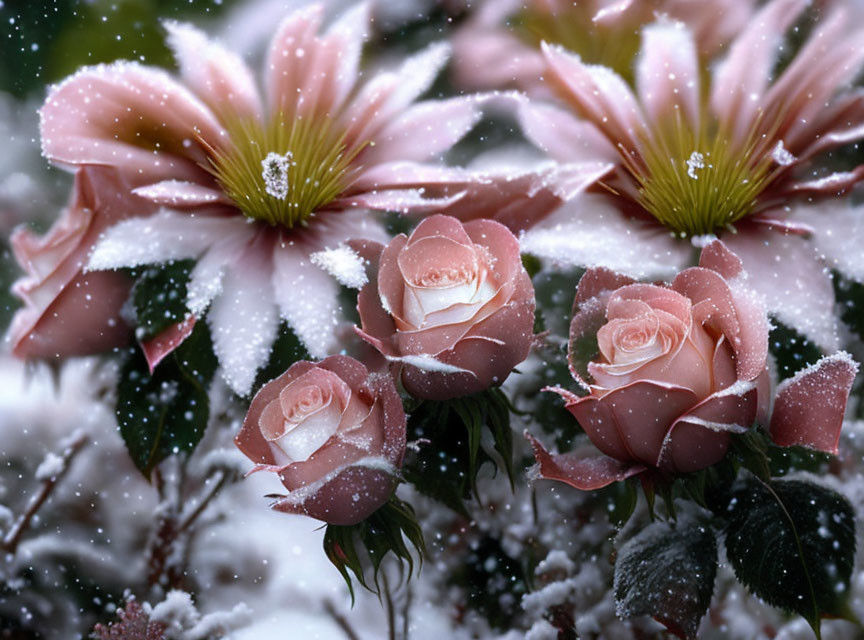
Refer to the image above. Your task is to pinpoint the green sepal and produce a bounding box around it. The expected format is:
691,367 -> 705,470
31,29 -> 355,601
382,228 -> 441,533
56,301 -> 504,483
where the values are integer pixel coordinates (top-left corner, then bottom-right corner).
322,496 -> 425,604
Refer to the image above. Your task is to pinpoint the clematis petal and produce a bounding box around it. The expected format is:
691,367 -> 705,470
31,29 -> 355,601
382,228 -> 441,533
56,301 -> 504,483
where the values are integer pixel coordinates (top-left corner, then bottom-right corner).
516,99 -> 618,164
723,224 -> 839,351
208,231 -> 279,396
541,42 -> 647,153
87,210 -> 249,271
710,0 -> 807,144
164,20 -> 262,120
40,61 -> 222,184
770,352 -> 859,455
520,194 -> 690,278
636,21 -> 700,129
132,180 -> 232,208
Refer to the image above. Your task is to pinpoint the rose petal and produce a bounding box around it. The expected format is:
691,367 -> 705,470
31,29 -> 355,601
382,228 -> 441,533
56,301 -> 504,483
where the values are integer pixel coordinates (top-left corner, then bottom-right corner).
526,432 -> 645,491
140,315 -> 196,373
770,352 -> 859,454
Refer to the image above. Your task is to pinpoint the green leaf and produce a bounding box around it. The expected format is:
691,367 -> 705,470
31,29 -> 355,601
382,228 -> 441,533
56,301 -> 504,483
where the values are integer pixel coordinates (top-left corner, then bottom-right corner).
250,323 -> 309,396
322,496 -> 425,602
769,320 -> 824,382
604,479 -> 638,528
131,260 -> 195,340
723,477 -> 857,636
115,322 -> 216,477
402,389 -> 516,514
730,428 -> 772,481
614,519 -> 718,640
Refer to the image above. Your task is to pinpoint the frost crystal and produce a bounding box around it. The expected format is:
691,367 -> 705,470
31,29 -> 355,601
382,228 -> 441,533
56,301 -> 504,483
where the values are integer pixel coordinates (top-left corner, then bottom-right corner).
35,452 -> 64,480
686,151 -> 705,179
261,151 -> 292,200
310,245 -> 368,289
771,140 -> 796,167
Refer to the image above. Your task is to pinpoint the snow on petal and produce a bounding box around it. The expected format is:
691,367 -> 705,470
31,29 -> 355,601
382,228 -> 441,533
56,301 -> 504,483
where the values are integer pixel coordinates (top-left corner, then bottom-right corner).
310,245 -> 368,289
519,194 -> 690,279
770,351 -> 859,454
637,20 -> 700,129
164,20 -> 262,120
87,210 -> 246,271
208,234 -> 279,396
132,181 -> 232,208
723,225 -> 840,351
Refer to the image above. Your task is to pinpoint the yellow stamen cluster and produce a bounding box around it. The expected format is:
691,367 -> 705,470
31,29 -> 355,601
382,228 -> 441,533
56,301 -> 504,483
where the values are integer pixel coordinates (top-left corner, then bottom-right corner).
205,115 -> 364,228
514,4 -> 642,83
621,114 -> 779,237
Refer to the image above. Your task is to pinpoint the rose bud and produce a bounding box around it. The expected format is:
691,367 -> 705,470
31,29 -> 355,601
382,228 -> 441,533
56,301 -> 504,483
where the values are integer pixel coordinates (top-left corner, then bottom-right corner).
234,355 -> 406,526
355,214 -> 535,401
528,241 -> 859,490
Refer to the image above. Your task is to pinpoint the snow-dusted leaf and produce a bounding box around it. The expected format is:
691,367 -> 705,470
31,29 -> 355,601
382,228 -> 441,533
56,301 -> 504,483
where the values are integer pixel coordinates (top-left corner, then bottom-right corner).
116,322 -> 217,477
724,477 -> 856,635
132,260 -> 194,340
614,518 -> 718,640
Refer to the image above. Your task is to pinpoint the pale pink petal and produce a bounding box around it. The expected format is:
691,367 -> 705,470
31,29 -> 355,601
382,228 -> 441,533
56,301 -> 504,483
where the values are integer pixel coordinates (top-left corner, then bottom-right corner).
526,433 -> 645,491
451,27 -> 545,92
786,167 -> 864,199
186,224 -> 259,315
710,0 -> 807,144
322,1 -> 372,113
208,230 -> 279,396
342,42 -> 450,147
330,189 -> 465,215
770,352 -> 859,455
40,61 -> 222,184
140,315 -> 196,373
360,96 -> 482,165
517,99 -> 618,164
265,4 -> 324,118
164,20 -> 262,120
723,224 -> 839,351
541,42 -> 647,152
636,21 -> 700,129
272,211 -> 387,357
520,194 -> 690,278
791,204 -> 864,282
87,210 -> 248,271
132,180 -> 232,208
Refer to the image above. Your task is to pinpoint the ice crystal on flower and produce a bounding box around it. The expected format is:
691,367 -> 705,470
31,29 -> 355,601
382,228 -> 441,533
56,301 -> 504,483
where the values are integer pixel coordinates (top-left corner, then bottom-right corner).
261,151 -> 292,200
686,151 -> 705,180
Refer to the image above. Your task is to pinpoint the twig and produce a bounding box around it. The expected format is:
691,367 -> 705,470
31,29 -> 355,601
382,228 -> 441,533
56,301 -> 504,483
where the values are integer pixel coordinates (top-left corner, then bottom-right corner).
2,431 -> 88,554
323,599 -> 361,640
382,569 -> 396,640
177,469 -> 228,533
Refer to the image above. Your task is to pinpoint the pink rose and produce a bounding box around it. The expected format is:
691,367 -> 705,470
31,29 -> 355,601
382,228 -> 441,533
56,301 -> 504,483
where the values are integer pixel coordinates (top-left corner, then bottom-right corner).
529,241 -> 857,489
234,356 -> 406,525
7,167 -> 150,358
356,215 -> 535,401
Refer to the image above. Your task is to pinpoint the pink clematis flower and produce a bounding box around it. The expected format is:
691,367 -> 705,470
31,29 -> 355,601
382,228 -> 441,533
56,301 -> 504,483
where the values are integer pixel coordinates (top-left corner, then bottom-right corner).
527,241 -> 859,490
519,0 -> 864,352
25,2 -> 574,395
452,0 -> 754,93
